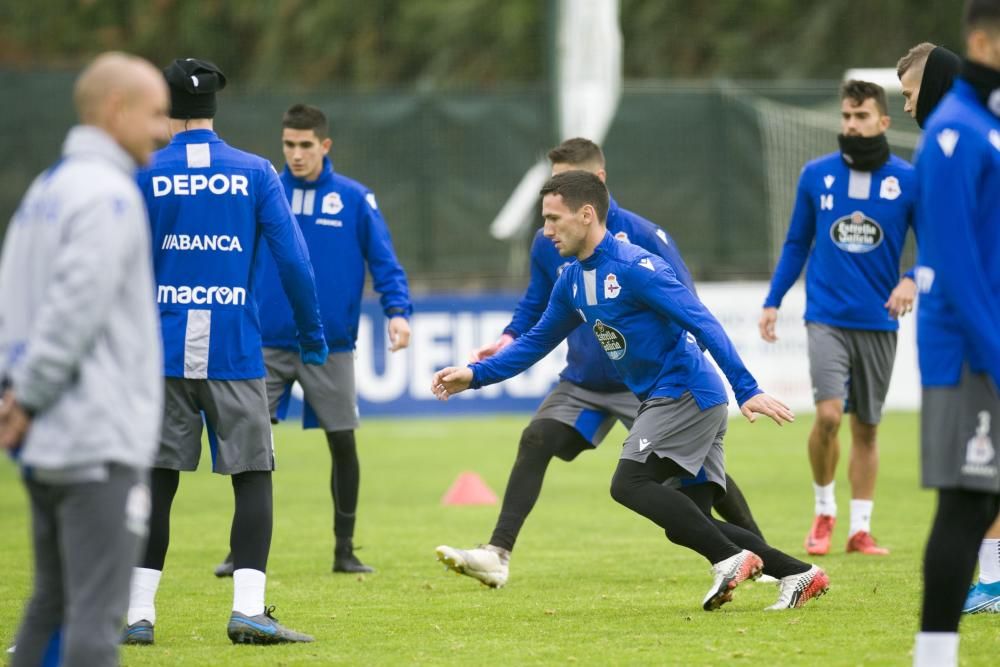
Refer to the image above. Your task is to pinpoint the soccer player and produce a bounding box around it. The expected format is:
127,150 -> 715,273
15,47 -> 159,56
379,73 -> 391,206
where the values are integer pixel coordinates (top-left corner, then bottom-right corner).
911,1 -> 1000,662
759,80 -> 917,557
433,170 -> 830,611
213,103 -> 412,577
897,40 -> 1000,616
435,138 -> 765,589
897,42 -> 962,129
899,39 -> 1000,615
124,59 -> 326,645
0,52 -> 167,667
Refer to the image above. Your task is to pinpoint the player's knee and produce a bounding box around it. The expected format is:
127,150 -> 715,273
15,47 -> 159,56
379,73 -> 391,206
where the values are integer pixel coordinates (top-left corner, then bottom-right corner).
326,429 -> 358,460
609,464 -> 641,508
518,420 -> 557,456
814,404 -> 842,434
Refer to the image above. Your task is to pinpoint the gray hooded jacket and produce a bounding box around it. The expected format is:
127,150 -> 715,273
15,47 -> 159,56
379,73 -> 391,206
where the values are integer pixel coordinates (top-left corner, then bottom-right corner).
0,126 -> 162,472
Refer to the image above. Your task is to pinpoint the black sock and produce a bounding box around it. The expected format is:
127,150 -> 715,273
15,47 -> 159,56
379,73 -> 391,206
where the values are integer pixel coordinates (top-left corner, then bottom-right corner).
610,457 -> 741,564
142,468 -> 180,571
490,419 -> 590,552
713,474 -> 765,540
230,471 -> 272,572
921,488 -> 1000,632
326,430 -> 360,543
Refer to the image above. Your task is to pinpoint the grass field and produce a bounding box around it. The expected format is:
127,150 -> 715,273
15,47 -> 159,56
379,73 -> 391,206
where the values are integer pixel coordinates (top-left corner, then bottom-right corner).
1,412 -> 998,666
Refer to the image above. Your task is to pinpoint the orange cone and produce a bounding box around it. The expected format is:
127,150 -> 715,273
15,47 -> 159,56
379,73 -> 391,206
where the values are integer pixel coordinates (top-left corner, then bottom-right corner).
441,472 -> 498,505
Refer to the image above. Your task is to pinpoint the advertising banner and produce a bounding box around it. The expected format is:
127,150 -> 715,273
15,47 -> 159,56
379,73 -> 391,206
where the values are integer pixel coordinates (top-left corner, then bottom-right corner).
283,284 -> 919,422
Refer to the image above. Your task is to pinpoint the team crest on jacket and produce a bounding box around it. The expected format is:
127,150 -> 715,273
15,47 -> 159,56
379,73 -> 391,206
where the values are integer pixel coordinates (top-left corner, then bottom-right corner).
879,176 -> 901,200
322,192 -> 344,215
593,319 -> 626,360
604,273 -> 621,299
614,231 -> 630,244
830,211 -> 883,253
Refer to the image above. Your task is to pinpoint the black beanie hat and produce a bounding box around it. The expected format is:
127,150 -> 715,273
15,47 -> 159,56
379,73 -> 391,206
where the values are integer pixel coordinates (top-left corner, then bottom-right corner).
915,46 -> 962,128
163,58 -> 227,120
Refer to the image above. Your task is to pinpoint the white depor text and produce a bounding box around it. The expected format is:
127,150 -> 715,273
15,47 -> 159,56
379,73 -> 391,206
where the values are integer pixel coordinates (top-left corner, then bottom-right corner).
152,174 -> 249,197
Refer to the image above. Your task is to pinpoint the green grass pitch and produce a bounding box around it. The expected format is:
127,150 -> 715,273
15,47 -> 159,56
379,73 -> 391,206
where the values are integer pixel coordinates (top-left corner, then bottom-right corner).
1,412 -> 998,665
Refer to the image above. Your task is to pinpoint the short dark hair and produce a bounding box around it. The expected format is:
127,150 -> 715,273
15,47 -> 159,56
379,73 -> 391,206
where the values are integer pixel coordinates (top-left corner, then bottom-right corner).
896,42 -> 937,79
539,170 -> 610,223
840,80 -> 889,116
965,0 -> 1000,33
282,103 -> 329,139
546,137 -> 605,168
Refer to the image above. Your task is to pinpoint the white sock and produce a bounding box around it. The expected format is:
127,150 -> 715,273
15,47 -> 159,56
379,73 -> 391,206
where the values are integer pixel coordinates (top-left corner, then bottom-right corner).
849,499 -> 874,537
979,539 -> 1000,584
913,632 -> 958,667
127,567 -> 162,625
233,568 -> 266,617
813,482 -> 836,517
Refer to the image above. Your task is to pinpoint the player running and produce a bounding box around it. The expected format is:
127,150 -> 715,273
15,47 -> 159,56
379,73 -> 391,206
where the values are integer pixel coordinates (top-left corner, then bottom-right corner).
434,170 -> 829,611
435,138 -> 767,589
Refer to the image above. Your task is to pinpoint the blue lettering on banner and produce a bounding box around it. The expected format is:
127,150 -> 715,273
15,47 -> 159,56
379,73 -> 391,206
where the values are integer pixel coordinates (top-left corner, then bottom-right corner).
284,294 -> 567,419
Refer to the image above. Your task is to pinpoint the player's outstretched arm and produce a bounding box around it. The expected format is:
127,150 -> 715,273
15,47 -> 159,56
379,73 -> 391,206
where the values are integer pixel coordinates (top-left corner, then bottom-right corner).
740,393 -> 794,426
431,367 -> 473,401
758,307 -> 779,342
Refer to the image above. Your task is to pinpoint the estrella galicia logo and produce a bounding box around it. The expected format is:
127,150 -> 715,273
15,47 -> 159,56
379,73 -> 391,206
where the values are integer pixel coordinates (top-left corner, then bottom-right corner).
593,319 -> 627,361
830,211 -> 884,253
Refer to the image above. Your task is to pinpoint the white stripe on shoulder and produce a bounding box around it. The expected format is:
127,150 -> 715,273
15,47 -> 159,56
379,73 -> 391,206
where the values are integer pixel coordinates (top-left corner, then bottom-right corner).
583,270 -> 598,306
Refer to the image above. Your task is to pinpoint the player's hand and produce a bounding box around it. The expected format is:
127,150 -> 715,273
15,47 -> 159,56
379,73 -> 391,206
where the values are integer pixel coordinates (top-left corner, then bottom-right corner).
740,392 -> 794,426
300,340 -> 329,366
469,333 -> 514,362
884,277 -> 916,319
388,316 -> 411,352
431,366 -> 473,401
758,307 -> 779,343
0,389 -> 31,450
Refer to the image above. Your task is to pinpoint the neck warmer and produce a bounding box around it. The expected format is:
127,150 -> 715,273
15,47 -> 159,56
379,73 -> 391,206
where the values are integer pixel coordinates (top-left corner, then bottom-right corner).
916,47 -> 961,128
961,57 -> 1000,119
838,133 -> 890,172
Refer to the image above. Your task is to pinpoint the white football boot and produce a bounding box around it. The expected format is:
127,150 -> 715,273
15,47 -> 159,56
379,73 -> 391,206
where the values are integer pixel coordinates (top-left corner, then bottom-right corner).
703,549 -> 763,611
436,544 -> 509,588
765,565 -> 830,610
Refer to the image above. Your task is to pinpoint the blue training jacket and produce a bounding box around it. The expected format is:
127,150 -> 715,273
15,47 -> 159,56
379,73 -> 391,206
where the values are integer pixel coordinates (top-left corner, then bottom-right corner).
915,79 -> 1000,389
763,151 -> 917,331
139,129 -> 325,380
504,197 -> 696,392
473,232 -> 761,409
255,158 -> 411,352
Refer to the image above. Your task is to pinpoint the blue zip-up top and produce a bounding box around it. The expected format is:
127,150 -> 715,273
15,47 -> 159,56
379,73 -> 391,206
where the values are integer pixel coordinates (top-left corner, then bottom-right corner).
764,152 -> 917,331
915,79 -> 1000,388
473,232 -> 761,408
139,129 -> 325,379
255,158 -> 411,352
504,197 -> 695,392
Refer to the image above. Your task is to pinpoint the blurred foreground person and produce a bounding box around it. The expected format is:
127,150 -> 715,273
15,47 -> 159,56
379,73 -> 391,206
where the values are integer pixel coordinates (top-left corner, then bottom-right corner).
912,2 -> 1000,664
897,39 -> 1000,617
0,52 -> 167,667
